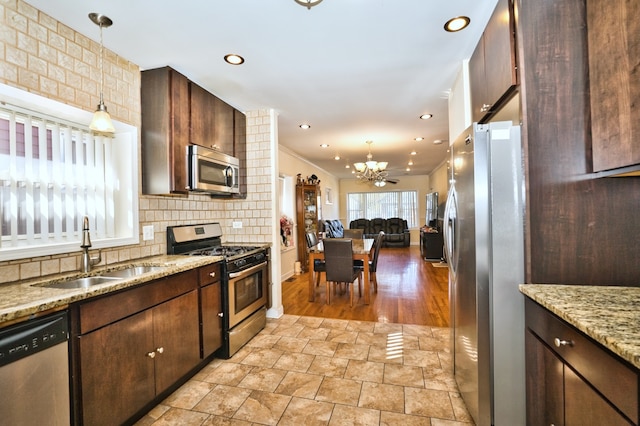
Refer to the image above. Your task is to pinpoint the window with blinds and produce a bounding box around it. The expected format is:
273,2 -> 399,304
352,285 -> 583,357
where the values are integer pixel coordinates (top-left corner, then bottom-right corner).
0,84 -> 139,262
346,190 -> 418,227
0,107 -> 115,248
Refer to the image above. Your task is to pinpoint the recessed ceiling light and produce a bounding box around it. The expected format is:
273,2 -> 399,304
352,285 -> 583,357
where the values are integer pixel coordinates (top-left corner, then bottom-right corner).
299,124 -> 311,129
419,114 -> 433,120
406,167 -> 411,172
414,137 -> 424,141
408,160 -> 414,166
334,155 -> 340,160
433,139 -> 444,145
410,151 -> 417,155
444,16 -> 471,32
224,54 -> 244,65
320,144 -> 329,148
345,164 -> 350,169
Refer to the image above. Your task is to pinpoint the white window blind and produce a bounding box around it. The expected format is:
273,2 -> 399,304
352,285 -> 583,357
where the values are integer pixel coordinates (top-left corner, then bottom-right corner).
0,106 -> 115,250
346,190 -> 418,227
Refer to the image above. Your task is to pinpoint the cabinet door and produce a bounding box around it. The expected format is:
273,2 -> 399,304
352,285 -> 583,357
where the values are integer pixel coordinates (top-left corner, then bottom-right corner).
141,67 -> 189,196
234,109 -> 247,198
525,330 -> 564,426
79,310 -> 155,426
201,281 -> 223,358
564,366 -> 633,426
213,96 -> 234,155
469,0 -> 518,123
587,0 -> 640,172
189,83 -> 217,149
469,36 -> 487,123
153,290 -> 200,393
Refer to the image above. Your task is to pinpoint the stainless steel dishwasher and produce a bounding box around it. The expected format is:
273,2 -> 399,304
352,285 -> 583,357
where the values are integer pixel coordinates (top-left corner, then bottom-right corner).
0,311 -> 70,425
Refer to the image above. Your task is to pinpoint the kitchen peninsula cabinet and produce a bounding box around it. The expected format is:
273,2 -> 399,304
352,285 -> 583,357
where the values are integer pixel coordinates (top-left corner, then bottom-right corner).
141,66 -> 190,196
524,298 -> 637,425
469,0 -> 518,123
73,270 -> 200,426
296,182 -> 320,272
587,0 -> 640,174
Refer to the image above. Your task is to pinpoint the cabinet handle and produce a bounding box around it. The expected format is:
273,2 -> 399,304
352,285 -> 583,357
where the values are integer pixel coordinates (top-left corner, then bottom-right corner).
146,351 -> 156,359
217,312 -> 224,318
481,103 -> 492,112
554,338 -> 573,347
156,347 -> 164,354
209,272 -> 216,278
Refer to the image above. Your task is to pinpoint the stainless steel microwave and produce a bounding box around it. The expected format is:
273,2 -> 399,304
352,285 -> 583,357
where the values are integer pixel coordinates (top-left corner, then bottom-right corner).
188,145 -> 240,195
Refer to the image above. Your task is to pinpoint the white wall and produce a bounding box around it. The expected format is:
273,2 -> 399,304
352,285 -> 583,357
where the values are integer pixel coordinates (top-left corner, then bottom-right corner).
448,59 -> 472,143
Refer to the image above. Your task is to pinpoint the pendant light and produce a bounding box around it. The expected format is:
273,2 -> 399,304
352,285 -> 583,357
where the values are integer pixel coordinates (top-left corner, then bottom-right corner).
88,13 -> 115,134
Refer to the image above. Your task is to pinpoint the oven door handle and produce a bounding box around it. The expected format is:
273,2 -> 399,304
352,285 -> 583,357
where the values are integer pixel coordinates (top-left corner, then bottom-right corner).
228,261 -> 267,279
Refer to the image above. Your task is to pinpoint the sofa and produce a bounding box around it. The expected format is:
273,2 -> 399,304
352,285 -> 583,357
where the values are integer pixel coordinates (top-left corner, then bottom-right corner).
349,218 -> 410,247
320,219 -> 345,238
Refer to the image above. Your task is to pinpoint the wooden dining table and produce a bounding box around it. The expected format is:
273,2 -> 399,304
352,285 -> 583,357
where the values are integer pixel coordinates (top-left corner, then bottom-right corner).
308,238 -> 375,304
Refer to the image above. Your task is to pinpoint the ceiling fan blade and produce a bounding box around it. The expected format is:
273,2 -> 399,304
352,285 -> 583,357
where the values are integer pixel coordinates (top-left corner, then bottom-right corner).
386,179 -> 399,184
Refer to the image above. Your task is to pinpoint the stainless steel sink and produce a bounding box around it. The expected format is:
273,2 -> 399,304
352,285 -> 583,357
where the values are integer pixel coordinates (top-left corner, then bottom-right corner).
38,276 -> 123,289
100,265 -> 167,278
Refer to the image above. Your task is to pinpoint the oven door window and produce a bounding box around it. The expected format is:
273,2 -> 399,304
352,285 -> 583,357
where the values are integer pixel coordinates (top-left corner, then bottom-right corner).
199,158 -> 232,187
234,274 -> 263,314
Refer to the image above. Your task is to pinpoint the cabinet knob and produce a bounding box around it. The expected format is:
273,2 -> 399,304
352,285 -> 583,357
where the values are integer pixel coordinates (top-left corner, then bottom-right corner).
156,347 -> 164,354
147,351 -> 156,359
554,338 -> 573,347
217,312 -> 224,318
209,272 -> 216,278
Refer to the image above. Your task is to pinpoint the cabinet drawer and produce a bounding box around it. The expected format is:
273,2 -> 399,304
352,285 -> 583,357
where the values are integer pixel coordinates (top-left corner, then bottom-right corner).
199,263 -> 221,286
525,298 -> 638,423
79,270 -> 198,334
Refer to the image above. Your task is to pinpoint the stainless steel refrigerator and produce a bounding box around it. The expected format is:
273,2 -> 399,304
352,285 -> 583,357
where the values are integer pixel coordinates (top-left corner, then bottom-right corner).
443,121 -> 525,425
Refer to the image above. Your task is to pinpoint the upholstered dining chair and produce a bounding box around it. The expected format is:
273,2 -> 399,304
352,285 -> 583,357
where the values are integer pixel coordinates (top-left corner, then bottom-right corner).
305,231 -> 326,286
354,231 -> 384,292
322,238 -> 363,306
343,228 -> 364,239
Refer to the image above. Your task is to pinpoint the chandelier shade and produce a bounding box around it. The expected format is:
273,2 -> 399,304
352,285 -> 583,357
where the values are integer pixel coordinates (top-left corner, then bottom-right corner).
354,141 -> 389,186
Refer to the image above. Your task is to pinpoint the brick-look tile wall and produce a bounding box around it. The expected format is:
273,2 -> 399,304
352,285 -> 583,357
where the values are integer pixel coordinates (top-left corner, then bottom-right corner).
0,1 -> 274,283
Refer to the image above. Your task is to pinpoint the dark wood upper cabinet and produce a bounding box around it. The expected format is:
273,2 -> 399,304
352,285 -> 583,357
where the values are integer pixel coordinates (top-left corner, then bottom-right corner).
190,83 -> 234,155
587,0 -> 640,174
470,0 -> 518,123
141,66 -> 190,196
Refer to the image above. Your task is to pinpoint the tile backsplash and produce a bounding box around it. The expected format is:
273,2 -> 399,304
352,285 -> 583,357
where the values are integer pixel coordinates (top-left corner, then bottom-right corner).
0,1 -> 274,283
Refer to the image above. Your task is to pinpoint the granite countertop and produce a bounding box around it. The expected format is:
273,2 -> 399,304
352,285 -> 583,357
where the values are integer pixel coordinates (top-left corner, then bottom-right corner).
0,254 -> 223,325
520,284 -> 640,370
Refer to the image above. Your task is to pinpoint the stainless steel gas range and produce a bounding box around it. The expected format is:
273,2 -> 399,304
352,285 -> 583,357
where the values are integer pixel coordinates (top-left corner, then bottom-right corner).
167,223 -> 269,358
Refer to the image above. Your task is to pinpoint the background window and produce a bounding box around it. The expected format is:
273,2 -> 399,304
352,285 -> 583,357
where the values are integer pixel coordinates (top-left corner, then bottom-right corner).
346,190 -> 418,227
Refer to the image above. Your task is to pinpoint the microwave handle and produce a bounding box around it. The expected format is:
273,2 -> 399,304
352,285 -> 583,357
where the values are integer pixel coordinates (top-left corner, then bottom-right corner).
225,166 -> 235,187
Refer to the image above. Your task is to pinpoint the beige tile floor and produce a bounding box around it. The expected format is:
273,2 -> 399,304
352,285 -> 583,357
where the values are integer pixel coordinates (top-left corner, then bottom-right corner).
135,315 -> 474,426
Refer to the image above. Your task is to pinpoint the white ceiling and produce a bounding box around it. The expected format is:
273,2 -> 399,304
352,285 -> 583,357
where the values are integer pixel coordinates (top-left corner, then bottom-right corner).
25,0 -> 497,180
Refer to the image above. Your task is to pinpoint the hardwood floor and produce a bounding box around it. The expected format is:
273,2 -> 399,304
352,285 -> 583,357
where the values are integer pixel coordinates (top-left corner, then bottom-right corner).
281,245 -> 450,327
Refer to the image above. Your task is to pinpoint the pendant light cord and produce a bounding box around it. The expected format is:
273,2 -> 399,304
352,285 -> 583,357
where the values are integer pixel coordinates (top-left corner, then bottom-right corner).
99,22 -> 104,105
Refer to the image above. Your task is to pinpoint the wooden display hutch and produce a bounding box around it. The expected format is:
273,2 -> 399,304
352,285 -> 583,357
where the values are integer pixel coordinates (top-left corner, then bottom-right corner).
296,181 -> 321,272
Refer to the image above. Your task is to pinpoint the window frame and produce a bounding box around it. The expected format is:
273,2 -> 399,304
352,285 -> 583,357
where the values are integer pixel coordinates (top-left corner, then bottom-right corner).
346,190 -> 418,228
0,84 -> 139,262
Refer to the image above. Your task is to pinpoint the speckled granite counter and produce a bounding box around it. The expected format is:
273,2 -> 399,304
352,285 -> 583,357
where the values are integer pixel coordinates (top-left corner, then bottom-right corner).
520,284 -> 640,370
0,254 -> 223,325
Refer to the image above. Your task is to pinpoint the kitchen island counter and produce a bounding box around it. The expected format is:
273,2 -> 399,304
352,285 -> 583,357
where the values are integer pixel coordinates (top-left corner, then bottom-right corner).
520,284 -> 640,370
0,254 -> 223,325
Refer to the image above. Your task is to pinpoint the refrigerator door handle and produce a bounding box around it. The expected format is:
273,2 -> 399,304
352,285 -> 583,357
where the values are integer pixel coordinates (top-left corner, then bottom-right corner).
443,184 -> 458,276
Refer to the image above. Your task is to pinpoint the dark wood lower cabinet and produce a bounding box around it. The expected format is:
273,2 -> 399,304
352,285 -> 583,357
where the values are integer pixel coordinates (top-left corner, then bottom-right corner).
200,281 -> 222,358
525,298 -> 637,426
75,275 -> 201,426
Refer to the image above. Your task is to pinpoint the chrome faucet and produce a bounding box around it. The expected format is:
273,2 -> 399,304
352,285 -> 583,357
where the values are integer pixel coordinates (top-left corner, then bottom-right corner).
80,216 -> 101,273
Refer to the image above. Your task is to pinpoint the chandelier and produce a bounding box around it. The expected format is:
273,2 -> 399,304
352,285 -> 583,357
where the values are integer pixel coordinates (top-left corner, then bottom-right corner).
354,141 -> 389,187
294,0 -> 323,9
